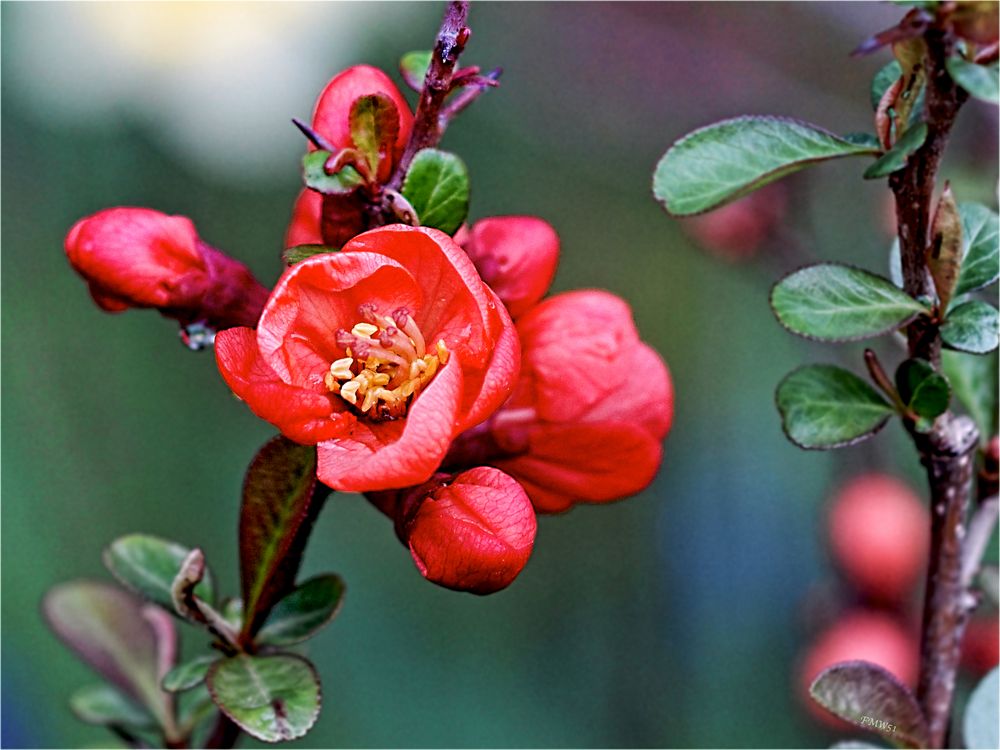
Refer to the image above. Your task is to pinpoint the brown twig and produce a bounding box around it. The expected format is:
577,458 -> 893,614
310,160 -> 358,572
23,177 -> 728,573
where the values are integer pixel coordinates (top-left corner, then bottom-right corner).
204,713 -> 242,750
888,22 -> 979,749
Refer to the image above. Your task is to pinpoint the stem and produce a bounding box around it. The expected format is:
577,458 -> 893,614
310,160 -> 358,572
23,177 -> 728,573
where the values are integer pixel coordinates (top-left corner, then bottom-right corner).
889,23 -> 978,748
204,713 -> 241,750
386,1 -> 471,192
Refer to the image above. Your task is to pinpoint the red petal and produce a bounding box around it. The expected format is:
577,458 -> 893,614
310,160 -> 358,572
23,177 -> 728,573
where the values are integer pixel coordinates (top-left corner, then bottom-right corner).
582,342 -> 674,441
402,466 -> 536,594
316,354 -> 465,492
493,421 -> 664,513
215,327 -> 354,444
256,251 -> 421,388
457,288 -> 521,431
285,190 -> 324,248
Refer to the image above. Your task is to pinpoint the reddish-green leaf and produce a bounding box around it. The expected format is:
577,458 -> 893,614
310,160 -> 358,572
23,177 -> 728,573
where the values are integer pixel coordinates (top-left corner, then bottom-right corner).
239,436 -> 321,638
349,93 -> 400,177
928,184 -> 963,311
809,660 -> 929,748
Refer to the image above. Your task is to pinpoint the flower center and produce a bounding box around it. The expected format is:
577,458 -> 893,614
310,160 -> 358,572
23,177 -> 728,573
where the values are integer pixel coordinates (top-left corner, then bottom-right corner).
325,304 -> 449,421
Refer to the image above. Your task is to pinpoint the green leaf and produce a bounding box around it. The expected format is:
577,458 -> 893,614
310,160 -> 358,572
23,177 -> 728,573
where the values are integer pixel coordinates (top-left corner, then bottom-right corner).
302,150 -> 363,195
207,655 -> 321,743
770,264 -> 926,341
43,581 -> 173,731
283,245 -> 337,266
947,57 -> 999,104
221,598 -> 244,632
895,358 -> 951,419
942,349 -> 998,442
964,667 -> 999,749
104,534 -> 214,611
163,655 -> 219,693
810,661 -> 929,748
257,575 -> 346,647
842,132 -> 881,150
871,60 -> 903,109
955,203 -> 999,297
70,684 -> 154,728
863,122 -> 928,179
776,365 -> 895,450
240,436 -> 321,639
349,93 -> 400,176
654,116 -> 877,216
940,300 -> 999,354
399,50 -> 432,91
401,148 -> 470,235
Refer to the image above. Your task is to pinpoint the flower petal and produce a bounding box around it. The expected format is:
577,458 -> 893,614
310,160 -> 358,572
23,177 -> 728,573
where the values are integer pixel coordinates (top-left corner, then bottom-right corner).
285,190 -> 324,248
457,288 -> 521,431
316,354 -> 465,492
215,326 -> 354,444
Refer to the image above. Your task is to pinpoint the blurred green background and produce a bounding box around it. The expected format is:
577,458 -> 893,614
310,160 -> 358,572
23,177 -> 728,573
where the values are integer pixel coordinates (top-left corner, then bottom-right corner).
2,3 -> 997,748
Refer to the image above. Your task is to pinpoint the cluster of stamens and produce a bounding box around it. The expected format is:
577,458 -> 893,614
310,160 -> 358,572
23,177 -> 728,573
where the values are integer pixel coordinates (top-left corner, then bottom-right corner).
325,304 -> 449,421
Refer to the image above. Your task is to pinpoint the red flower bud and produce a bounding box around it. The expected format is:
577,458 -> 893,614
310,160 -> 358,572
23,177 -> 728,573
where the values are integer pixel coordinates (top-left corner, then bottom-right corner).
449,290 -> 673,513
680,183 -> 786,261
65,207 -> 268,330
458,216 -> 559,319
371,467 -> 537,594
961,615 -> 1000,676
828,474 -> 929,603
216,225 -> 519,492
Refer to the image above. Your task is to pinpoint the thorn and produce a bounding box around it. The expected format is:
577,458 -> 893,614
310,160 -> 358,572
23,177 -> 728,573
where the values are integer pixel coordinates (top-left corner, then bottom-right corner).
292,117 -> 336,152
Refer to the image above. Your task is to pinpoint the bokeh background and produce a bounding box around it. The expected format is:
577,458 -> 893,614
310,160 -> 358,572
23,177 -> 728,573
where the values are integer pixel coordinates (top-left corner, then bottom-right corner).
2,3 -> 997,748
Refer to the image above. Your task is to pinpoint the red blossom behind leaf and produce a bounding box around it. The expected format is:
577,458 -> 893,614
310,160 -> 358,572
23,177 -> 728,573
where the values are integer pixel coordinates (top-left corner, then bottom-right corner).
457,216 -> 560,319
216,225 -> 519,493
449,289 -> 674,513
370,466 -> 536,594
65,207 -> 269,330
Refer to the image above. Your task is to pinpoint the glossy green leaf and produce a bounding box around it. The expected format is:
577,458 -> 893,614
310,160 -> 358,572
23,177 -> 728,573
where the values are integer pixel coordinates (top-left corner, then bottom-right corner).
240,436 -> 320,638
871,60 -> 903,109
942,350 -> 998,442
70,684 -> 153,728
776,365 -> 895,450
283,245 -> 336,266
940,300 -> 999,354
43,581 -> 173,730
895,358 -> 950,419
964,667 -> 999,749
349,93 -> 400,176
399,50 -> 432,91
863,122 -> 928,179
401,148 -> 470,235
947,57 -> 999,104
257,575 -> 345,647
810,661 -> 929,748
955,203 -> 999,297
207,655 -> 321,743
163,655 -> 218,693
302,150 -> 363,196
104,534 -> 214,610
654,116 -> 877,216
770,264 -> 926,341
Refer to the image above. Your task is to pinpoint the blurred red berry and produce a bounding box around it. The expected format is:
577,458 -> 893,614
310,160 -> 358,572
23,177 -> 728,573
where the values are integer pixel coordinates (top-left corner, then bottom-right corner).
370,466 -> 537,594
65,207 -> 268,330
458,216 -> 560,319
962,615 -> 1000,676
216,225 -> 519,492
680,184 -> 786,260
799,610 -> 920,727
828,473 -> 929,603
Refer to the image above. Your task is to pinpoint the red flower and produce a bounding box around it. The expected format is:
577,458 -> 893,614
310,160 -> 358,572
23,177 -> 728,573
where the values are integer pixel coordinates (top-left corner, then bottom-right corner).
448,290 -> 673,513
458,216 -> 559,319
286,65 -> 414,249
65,207 -> 268,330
216,225 -> 519,492
369,466 -> 536,594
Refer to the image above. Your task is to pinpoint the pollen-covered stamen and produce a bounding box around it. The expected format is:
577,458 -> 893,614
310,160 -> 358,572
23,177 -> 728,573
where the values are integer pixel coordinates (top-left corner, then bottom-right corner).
324,305 -> 449,420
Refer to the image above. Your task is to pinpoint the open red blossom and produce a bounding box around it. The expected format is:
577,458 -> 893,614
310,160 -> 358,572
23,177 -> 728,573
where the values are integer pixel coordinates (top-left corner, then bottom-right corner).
286,65 -> 414,249
457,216 -> 560,319
448,290 -> 673,513
216,225 -> 519,492
65,207 -> 269,330
368,466 -> 536,594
